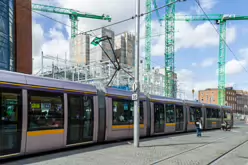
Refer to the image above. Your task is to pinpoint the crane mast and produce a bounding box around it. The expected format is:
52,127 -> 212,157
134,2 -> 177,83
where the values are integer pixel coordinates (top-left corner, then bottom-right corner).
165,0 -> 176,98
145,0 -> 161,93
32,3 -> 111,38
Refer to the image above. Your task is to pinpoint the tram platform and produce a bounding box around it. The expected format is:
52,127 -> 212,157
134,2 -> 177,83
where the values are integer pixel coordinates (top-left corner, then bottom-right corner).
3,123 -> 248,165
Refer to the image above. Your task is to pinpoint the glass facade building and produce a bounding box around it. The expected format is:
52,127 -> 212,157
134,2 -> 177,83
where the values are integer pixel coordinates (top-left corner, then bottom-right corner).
0,0 -> 15,71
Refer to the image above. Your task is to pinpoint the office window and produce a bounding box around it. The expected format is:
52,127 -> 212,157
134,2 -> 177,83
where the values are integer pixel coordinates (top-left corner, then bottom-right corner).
28,90 -> 64,131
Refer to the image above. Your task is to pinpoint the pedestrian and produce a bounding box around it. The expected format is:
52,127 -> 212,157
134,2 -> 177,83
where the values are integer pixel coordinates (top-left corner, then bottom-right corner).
195,118 -> 200,137
198,118 -> 202,137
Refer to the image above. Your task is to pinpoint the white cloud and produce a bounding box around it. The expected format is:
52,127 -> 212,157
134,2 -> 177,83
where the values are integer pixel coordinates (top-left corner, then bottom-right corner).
225,59 -> 246,75
32,21 -> 44,57
152,18 -> 236,56
192,0 -> 218,14
176,68 -> 218,99
201,57 -> 217,67
224,48 -> 248,75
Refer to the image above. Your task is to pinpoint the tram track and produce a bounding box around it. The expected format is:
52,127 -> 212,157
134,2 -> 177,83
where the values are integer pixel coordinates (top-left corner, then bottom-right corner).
150,136 -> 227,165
150,136 -> 248,165
207,139 -> 248,165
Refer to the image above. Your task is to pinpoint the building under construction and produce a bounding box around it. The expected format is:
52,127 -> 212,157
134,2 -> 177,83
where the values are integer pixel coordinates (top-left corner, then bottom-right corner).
38,26 -> 180,98
115,32 -> 135,67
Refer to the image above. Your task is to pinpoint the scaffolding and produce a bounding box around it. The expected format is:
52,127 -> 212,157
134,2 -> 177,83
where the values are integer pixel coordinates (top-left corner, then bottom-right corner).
37,53 -> 177,97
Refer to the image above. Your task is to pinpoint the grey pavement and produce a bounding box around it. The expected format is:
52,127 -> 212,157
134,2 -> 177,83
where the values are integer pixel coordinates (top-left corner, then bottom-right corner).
3,123 -> 248,165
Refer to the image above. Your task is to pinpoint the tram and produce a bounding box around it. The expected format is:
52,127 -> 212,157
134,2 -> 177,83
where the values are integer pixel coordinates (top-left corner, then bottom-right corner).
0,70 -> 233,159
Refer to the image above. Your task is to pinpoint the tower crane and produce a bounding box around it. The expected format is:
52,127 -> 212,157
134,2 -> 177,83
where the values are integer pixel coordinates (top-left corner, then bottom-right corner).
32,3 -> 112,38
144,0 -> 161,93
160,14 -> 248,105
165,0 -> 176,98
145,0 -> 184,96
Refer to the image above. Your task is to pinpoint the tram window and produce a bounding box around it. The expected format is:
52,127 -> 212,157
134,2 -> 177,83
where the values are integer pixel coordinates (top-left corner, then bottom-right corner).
165,104 -> 174,123
1,91 -> 21,123
189,107 -> 202,122
0,88 -> 22,156
112,99 -> 143,125
206,108 -> 212,118
27,90 -> 64,131
175,105 -> 184,120
138,102 -> 144,124
130,101 -> 144,124
113,99 -> 131,125
83,96 -> 94,120
211,109 -> 219,118
224,111 -> 227,118
154,103 -> 165,123
216,109 -> 221,118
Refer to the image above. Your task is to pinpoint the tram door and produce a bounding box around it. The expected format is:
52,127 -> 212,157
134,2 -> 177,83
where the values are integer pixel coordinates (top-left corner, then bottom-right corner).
67,95 -> 94,145
175,105 -> 184,131
154,103 -> 165,133
0,88 -> 22,156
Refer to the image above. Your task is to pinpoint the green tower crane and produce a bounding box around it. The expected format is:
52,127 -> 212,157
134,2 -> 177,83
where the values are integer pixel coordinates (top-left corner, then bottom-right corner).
160,14 -> 248,105
144,0 -> 162,92
32,3 -> 112,38
145,0 -> 152,75
165,0 -> 176,98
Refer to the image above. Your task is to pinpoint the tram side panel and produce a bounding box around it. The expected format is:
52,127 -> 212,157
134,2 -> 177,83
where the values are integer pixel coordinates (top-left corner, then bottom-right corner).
205,107 -> 222,129
105,96 -> 146,141
105,96 -> 131,141
96,91 -> 106,143
146,98 -> 151,137
186,105 -> 203,131
0,87 -> 26,159
65,93 -> 96,147
25,89 -> 64,154
129,100 -> 147,138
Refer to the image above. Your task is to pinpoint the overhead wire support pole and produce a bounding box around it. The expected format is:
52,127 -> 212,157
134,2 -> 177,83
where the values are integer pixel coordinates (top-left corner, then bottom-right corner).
134,0 -> 141,148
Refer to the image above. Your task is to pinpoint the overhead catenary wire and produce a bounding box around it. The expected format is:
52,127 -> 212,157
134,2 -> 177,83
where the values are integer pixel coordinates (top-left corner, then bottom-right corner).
194,0 -> 248,73
20,0 -> 179,37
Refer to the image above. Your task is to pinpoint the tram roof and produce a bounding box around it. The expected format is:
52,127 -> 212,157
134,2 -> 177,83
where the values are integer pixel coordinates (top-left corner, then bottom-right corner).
0,70 -> 97,93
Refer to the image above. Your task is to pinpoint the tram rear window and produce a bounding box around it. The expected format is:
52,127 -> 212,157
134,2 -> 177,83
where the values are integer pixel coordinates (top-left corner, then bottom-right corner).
28,90 -> 64,131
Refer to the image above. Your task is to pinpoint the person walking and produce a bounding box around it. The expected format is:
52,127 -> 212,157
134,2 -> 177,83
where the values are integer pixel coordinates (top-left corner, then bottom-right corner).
195,118 -> 200,137
195,118 -> 202,137
198,118 -> 202,137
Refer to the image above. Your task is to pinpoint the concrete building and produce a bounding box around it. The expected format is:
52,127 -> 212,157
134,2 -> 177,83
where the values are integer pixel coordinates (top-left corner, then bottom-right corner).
69,34 -> 90,65
236,90 -> 248,114
198,87 -> 237,112
90,27 -> 115,63
115,32 -> 135,66
0,0 -> 32,74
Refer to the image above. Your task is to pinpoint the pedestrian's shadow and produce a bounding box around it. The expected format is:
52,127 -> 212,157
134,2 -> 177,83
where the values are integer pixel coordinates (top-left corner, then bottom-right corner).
199,135 -> 210,138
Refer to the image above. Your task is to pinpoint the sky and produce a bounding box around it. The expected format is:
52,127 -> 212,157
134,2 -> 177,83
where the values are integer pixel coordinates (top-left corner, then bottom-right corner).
31,0 -> 248,99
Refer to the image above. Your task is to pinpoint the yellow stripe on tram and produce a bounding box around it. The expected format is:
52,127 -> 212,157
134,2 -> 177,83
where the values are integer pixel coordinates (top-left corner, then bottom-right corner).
27,129 -> 64,136
166,123 -> 176,127
112,124 -> 144,129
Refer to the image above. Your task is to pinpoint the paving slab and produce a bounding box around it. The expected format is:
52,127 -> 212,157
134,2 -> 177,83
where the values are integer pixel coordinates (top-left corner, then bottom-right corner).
3,125 -> 248,165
